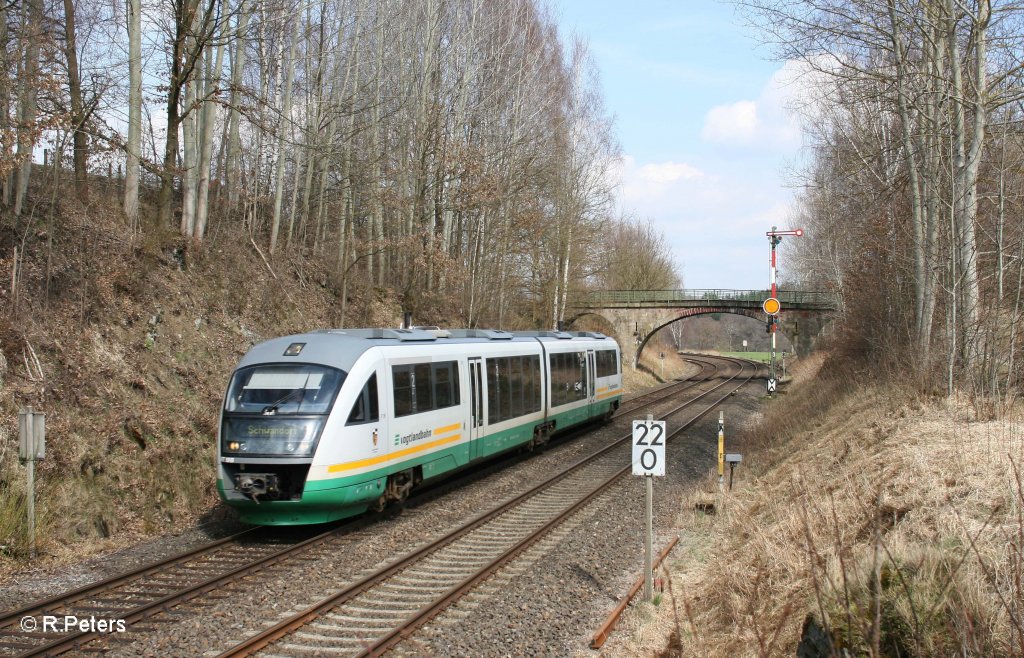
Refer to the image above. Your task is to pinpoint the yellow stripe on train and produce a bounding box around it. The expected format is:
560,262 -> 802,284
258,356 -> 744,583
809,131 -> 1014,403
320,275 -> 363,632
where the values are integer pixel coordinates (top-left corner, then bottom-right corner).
327,434 -> 462,473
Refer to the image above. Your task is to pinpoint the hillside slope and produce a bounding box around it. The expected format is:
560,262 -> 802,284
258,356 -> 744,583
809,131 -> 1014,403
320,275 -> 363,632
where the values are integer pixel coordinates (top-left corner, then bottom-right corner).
0,204 -> 403,567
0,196 -> 683,575
604,356 -> 1024,656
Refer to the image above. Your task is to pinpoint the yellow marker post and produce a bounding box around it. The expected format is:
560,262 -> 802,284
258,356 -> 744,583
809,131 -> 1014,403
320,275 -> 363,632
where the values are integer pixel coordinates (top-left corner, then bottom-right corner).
717,411 -> 725,492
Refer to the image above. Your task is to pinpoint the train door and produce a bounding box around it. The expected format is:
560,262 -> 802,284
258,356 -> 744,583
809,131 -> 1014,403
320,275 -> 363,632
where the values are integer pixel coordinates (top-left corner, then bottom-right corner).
468,358 -> 484,460
344,368 -> 383,462
586,350 -> 597,415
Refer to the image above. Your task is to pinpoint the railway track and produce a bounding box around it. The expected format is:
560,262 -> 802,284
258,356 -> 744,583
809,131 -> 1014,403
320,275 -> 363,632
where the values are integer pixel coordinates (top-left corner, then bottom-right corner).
611,356 -> 717,418
0,355 -> 756,657
0,526 -> 349,657
216,357 -> 758,657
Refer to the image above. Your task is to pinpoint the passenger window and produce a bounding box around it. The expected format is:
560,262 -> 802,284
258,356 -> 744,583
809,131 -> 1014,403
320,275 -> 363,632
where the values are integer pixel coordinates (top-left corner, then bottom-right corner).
347,373 -> 380,425
393,367 -> 413,417
393,361 -> 459,417
435,362 -> 453,408
414,363 -> 434,411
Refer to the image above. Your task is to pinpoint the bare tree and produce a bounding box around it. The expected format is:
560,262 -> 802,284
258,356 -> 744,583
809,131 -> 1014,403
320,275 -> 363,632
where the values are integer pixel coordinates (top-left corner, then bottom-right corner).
62,0 -> 89,199
155,0 -> 222,230
124,0 -> 142,229
13,0 -> 44,217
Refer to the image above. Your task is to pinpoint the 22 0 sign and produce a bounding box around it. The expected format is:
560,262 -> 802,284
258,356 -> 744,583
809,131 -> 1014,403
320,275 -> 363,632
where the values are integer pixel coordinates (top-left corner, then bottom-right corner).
632,420 -> 666,477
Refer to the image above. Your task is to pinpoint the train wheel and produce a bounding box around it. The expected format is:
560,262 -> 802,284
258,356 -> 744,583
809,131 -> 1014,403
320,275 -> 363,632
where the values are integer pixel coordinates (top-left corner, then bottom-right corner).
385,470 -> 415,506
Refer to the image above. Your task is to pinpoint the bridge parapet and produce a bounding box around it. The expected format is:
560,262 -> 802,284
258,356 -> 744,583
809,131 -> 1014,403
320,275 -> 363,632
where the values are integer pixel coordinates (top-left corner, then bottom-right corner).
569,288 -> 838,365
577,289 -> 838,311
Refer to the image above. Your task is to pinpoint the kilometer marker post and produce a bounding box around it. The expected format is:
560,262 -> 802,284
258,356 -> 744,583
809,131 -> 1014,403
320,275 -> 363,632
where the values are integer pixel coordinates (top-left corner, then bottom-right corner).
645,467 -> 653,602
19,407 -> 45,559
633,413 -> 666,602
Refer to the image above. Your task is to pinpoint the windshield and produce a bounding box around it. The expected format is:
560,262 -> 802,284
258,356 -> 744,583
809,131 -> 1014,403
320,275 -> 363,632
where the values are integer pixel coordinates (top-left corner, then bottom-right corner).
224,364 -> 345,415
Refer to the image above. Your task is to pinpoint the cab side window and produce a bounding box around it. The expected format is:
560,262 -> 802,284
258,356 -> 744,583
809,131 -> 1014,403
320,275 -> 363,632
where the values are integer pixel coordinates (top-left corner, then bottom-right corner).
347,373 -> 379,425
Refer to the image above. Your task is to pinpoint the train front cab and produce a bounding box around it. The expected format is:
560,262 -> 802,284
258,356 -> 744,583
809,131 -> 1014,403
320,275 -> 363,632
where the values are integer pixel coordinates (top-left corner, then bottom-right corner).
217,349 -> 395,525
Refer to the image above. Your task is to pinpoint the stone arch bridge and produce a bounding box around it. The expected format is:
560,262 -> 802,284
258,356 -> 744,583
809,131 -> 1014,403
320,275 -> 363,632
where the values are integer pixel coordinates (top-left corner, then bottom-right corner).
568,289 -> 838,369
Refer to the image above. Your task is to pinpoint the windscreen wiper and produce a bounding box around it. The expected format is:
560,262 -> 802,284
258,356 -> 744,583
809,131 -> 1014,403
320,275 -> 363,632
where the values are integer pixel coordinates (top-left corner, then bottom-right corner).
262,387 -> 303,415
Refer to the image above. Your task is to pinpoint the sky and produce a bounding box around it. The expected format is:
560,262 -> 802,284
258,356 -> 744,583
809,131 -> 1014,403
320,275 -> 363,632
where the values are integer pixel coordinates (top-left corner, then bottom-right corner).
554,0 -> 808,290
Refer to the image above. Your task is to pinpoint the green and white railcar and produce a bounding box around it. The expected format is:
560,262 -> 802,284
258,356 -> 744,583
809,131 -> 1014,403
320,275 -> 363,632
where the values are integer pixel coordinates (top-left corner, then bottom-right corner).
217,328 -> 622,525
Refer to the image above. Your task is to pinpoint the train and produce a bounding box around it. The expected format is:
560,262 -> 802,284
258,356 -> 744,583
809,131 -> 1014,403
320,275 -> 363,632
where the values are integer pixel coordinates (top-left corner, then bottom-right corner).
216,327 -> 623,525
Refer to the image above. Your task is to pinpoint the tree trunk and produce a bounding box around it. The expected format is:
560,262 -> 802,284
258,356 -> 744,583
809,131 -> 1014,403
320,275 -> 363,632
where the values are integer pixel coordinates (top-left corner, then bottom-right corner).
14,0 -> 42,217
180,38 -> 200,238
63,0 -> 89,200
157,0 -> 190,228
0,3 -> 10,206
194,37 -> 224,241
225,0 -> 249,209
269,16 -> 300,254
947,0 -> 989,378
124,0 -> 142,228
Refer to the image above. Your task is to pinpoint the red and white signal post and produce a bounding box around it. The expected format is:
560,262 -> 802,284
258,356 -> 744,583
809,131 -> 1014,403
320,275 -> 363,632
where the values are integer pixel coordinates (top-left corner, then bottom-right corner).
765,226 -> 803,396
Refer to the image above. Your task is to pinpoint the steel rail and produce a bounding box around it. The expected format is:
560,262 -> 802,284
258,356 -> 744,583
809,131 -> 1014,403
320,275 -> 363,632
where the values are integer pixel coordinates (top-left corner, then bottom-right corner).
612,358 -> 717,418
590,537 -> 680,649
620,353 -> 755,413
218,356 -> 756,657
0,527 -> 260,630
7,521 -> 366,657
358,360 -> 755,657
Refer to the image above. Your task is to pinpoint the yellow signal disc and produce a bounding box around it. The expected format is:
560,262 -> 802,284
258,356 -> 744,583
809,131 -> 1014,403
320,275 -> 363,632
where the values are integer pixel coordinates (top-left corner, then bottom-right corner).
763,297 -> 781,315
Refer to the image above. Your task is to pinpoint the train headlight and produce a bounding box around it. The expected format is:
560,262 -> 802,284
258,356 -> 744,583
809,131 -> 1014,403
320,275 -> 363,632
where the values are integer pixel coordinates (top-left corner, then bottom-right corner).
228,441 -> 244,451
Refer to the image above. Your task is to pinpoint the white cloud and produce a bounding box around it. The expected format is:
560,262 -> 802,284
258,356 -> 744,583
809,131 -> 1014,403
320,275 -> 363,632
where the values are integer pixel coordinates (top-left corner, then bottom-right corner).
607,60 -> 816,288
613,155 -> 707,213
700,100 -> 759,144
611,150 -> 801,289
699,60 -> 811,151
636,161 -> 704,183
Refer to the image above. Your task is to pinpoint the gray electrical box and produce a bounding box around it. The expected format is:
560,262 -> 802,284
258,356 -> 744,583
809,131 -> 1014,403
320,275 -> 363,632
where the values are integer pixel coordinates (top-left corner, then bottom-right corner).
725,453 -> 742,465
18,407 -> 45,462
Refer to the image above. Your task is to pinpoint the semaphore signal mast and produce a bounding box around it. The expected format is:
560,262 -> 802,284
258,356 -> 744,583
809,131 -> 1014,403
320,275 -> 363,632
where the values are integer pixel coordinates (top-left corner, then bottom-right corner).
765,226 -> 803,396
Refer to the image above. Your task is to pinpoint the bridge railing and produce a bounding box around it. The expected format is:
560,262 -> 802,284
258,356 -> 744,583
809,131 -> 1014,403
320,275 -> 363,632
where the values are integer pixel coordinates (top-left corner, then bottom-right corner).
578,289 -> 837,308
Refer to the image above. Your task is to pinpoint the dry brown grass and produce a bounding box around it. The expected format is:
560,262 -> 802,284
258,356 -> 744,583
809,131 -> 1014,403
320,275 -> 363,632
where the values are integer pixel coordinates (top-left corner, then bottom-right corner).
600,355 -> 1024,657
621,349 -> 698,395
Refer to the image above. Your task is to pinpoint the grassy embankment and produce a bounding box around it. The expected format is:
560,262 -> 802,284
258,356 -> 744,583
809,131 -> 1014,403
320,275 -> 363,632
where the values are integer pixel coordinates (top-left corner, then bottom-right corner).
719,351 -> 772,363
605,353 -> 1024,657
